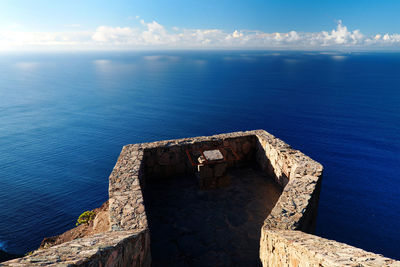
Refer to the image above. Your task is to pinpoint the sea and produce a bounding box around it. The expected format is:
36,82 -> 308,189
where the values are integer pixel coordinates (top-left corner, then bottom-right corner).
0,51 -> 399,260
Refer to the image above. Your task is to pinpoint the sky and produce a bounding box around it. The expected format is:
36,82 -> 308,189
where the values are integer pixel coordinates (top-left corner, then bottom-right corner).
0,0 -> 400,51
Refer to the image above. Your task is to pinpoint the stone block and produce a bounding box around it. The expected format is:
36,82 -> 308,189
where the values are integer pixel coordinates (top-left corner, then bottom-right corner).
203,149 -> 224,161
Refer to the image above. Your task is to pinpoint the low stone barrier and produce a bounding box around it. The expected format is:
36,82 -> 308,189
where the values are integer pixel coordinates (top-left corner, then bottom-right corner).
254,130 -> 323,233
254,131 -> 400,266
3,130 -> 398,266
260,229 -> 400,267
1,230 -> 150,266
139,132 -> 257,179
2,131 -> 258,266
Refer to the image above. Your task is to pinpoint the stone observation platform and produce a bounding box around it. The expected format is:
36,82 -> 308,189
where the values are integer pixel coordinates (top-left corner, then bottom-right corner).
3,130 -> 400,266
145,167 -> 282,266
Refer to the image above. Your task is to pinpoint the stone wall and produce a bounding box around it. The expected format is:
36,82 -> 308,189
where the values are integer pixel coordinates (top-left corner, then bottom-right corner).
3,130 -> 399,266
139,132 -> 257,180
108,145 -> 147,232
1,131 -> 259,266
3,137 -> 153,266
260,229 -> 400,267
107,131 -> 258,233
253,130 -> 400,266
254,130 -> 324,233
1,230 -> 150,266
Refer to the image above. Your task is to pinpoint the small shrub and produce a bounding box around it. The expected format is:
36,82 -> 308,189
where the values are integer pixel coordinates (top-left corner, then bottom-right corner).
25,251 -> 34,256
76,210 -> 96,226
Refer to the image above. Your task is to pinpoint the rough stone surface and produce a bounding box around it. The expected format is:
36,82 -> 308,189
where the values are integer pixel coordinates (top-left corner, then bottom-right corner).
3,129 -> 399,266
254,130 -> 324,233
260,229 -> 400,267
203,149 -> 224,161
141,131 -> 257,180
1,230 -> 150,267
108,145 -> 147,232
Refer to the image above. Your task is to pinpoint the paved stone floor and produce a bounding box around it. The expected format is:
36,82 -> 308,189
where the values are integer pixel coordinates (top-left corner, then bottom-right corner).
143,167 -> 283,267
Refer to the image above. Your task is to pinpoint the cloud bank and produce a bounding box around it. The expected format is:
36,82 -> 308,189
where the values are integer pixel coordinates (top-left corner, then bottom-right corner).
1,20 -> 399,51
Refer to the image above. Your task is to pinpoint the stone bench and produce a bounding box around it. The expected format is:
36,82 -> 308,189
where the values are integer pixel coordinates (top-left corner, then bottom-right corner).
197,149 -> 230,189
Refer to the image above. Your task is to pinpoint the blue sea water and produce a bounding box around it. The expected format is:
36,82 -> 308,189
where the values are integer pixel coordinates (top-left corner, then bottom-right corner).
0,51 -> 399,259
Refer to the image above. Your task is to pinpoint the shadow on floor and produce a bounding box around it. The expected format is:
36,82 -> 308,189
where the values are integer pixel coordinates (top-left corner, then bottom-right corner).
143,167 -> 282,267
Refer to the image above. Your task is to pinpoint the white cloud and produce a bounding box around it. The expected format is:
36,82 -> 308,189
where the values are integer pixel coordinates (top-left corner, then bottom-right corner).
92,26 -> 136,43
0,20 -> 400,51
232,30 -> 243,38
141,21 -> 171,44
0,30 -> 92,49
317,20 -> 364,46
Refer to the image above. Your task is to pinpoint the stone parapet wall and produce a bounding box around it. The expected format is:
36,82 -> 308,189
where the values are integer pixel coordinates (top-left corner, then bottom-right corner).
1,229 -> 150,266
108,145 -> 147,232
260,229 -> 400,267
3,140 -> 152,266
254,130 -> 323,233
107,131 -> 259,233
3,130 -> 397,266
2,131 -> 260,266
138,131 -> 258,179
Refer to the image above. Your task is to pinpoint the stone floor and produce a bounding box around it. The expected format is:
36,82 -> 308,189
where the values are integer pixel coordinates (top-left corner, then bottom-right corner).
143,167 -> 283,267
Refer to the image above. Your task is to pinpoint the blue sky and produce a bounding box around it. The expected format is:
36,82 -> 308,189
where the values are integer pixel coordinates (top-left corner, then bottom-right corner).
0,0 -> 399,50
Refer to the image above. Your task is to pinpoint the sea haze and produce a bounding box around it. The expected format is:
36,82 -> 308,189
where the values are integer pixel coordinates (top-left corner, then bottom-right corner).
0,51 -> 399,259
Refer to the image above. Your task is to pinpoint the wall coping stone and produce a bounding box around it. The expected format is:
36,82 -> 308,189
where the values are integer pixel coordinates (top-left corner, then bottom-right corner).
260,229 -> 400,267
1,229 -> 149,266
255,130 -> 324,231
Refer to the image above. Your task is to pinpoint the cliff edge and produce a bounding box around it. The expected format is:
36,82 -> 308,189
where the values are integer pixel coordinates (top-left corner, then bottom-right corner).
39,201 -> 109,249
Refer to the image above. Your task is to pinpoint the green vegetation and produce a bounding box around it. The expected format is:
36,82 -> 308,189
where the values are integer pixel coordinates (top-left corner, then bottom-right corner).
76,210 -> 96,226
